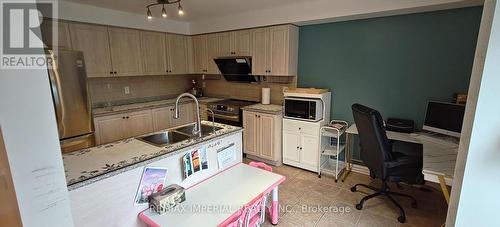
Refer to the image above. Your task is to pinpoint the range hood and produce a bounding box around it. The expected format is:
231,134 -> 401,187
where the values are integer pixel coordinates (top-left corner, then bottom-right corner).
214,56 -> 257,83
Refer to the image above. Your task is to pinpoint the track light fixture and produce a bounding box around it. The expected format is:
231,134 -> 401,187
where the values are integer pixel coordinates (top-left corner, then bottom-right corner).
146,0 -> 185,20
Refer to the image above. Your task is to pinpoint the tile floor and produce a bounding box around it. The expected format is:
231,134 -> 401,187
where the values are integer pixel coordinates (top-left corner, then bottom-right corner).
246,160 -> 448,227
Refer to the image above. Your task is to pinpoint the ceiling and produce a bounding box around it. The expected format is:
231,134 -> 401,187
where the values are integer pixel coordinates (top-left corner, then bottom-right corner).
64,0 -> 309,22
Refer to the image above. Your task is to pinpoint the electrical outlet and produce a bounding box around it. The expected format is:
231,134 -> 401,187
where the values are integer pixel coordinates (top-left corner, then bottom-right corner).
124,86 -> 130,94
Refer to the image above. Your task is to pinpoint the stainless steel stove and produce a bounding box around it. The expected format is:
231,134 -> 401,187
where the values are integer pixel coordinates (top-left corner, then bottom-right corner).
207,99 -> 257,126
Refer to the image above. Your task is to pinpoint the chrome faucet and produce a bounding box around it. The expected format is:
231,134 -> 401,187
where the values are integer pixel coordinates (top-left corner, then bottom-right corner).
174,93 -> 202,137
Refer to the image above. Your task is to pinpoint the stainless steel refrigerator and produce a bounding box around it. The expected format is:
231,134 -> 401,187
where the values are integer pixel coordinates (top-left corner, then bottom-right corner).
46,50 -> 95,152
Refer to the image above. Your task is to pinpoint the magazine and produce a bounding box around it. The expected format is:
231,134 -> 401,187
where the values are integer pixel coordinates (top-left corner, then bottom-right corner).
134,167 -> 168,205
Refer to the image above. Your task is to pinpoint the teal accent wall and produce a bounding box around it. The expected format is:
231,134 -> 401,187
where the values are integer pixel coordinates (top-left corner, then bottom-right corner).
297,7 -> 482,161
298,7 -> 482,129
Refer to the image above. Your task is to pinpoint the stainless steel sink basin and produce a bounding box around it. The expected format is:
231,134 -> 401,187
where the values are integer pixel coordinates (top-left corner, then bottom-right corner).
137,131 -> 192,147
174,123 -> 222,137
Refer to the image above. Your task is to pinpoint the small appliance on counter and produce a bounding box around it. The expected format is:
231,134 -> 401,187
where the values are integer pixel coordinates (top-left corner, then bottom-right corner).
149,184 -> 186,215
188,80 -> 203,97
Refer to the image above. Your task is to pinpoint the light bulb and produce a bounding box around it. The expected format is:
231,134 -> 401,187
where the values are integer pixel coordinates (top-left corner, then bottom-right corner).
161,5 -> 167,18
147,8 -> 152,20
178,3 -> 184,16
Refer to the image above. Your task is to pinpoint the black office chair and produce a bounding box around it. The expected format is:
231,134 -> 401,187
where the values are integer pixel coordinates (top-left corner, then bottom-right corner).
351,103 -> 424,223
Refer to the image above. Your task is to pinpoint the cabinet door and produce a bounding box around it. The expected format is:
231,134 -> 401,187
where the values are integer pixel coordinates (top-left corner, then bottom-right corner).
152,106 -> 174,131
94,114 -> 126,144
268,26 -> 290,76
259,113 -> 275,160
69,23 -> 112,77
243,111 -> 259,156
40,20 -> 72,50
171,103 -> 194,127
192,35 -> 208,73
235,30 -> 252,56
126,110 -> 153,137
283,130 -> 300,163
252,28 -> 268,75
300,132 -> 319,170
218,32 -> 234,56
206,33 -> 220,74
108,27 -> 143,76
140,31 -> 166,75
166,34 -> 189,75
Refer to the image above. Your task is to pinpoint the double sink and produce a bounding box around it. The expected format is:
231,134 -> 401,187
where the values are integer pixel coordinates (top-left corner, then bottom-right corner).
137,123 -> 222,147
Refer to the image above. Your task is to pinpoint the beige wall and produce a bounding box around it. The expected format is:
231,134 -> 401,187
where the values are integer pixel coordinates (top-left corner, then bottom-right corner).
88,75 -> 197,104
203,77 -> 297,105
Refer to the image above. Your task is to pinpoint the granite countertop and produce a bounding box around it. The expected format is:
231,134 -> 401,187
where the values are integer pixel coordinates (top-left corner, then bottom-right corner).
62,121 -> 242,190
93,96 -> 226,117
242,103 -> 283,114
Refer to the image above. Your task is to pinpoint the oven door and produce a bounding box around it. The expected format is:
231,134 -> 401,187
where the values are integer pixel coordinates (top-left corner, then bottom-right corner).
284,98 -> 322,121
208,112 -> 241,126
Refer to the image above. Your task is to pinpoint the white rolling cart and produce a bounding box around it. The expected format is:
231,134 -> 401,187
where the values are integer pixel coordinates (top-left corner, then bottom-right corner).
318,120 -> 348,182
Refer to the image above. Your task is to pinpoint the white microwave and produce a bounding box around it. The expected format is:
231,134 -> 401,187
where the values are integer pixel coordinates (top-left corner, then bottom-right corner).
283,97 -> 323,122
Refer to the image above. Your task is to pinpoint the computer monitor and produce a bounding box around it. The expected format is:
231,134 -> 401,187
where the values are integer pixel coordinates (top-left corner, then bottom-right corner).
422,101 -> 465,137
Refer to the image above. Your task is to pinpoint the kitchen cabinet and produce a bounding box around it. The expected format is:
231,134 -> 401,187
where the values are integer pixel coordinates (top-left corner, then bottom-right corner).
192,35 -> 208,74
40,19 -> 72,50
243,110 -> 282,165
192,34 -> 219,74
152,103 -> 195,131
140,31 -> 167,75
94,109 -> 153,145
165,34 -> 189,75
218,30 -> 252,56
108,27 -> 143,76
252,25 -> 298,76
282,120 -> 320,172
69,23 -> 113,78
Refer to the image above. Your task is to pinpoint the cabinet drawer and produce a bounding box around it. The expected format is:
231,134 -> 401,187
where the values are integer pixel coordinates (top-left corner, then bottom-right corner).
283,120 -> 319,135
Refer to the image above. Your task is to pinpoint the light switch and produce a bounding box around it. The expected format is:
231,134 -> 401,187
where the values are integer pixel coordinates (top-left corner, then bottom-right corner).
124,86 -> 130,94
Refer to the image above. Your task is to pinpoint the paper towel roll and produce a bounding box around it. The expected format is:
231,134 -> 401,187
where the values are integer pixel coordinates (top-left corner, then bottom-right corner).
262,87 -> 271,105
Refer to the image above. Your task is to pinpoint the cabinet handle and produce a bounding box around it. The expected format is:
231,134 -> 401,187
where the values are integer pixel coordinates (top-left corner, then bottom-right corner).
296,146 -> 299,149
300,147 -> 303,150
299,127 -> 301,130
109,71 -> 113,74
122,116 -> 125,119
126,116 -> 129,119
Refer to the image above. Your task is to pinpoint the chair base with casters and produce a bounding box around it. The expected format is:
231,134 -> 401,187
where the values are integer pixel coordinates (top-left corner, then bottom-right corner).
351,181 -> 418,223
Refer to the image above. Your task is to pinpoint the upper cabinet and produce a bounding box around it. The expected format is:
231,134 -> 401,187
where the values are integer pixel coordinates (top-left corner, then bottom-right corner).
252,25 -> 298,76
218,30 -> 252,56
140,31 -> 167,75
69,23 -> 113,78
165,34 -> 189,75
192,35 -> 208,74
108,27 -> 143,77
40,19 -> 72,50
192,34 -> 219,74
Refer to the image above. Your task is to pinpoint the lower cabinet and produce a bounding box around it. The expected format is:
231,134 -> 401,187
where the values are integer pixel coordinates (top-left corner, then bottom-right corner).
152,103 -> 194,131
94,109 -> 153,145
94,103 -> 195,145
243,110 -> 282,165
282,119 -> 320,172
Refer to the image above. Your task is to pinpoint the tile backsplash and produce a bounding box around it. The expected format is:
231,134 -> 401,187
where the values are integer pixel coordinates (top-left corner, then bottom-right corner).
202,77 -> 297,105
88,75 -> 197,105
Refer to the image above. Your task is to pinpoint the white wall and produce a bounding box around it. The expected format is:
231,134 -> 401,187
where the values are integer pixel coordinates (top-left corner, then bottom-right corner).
58,1 -> 190,34
0,6 -> 74,226
446,0 -> 500,226
189,0 -> 483,34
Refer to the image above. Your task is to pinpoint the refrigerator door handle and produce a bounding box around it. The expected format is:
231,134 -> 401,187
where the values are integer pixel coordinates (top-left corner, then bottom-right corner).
47,51 -> 66,136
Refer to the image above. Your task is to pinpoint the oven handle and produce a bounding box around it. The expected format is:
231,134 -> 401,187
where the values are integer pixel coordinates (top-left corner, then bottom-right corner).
211,113 -> 240,121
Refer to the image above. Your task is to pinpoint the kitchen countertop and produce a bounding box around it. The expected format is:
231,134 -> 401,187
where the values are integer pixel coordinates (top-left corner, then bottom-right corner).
62,121 -> 242,190
93,96 -> 226,117
242,103 -> 283,114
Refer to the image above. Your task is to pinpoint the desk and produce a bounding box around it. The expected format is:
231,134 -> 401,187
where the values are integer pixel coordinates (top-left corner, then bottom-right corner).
138,163 -> 285,227
345,124 -> 458,203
